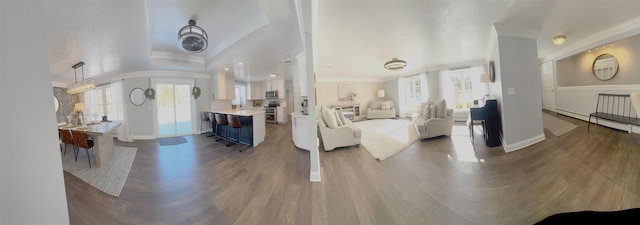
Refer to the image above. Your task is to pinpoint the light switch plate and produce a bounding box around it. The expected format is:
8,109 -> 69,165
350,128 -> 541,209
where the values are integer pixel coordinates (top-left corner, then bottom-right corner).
508,88 -> 516,95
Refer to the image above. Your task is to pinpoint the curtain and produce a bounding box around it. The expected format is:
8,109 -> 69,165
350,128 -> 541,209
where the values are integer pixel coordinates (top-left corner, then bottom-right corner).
111,80 -> 133,142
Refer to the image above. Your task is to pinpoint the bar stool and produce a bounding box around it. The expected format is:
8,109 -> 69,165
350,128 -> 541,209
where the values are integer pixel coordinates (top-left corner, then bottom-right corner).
226,114 -> 252,152
214,113 -> 230,145
200,112 -> 211,134
208,112 -> 222,141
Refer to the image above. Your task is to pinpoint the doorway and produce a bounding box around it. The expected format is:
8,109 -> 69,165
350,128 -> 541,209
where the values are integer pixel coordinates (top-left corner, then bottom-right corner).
153,79 -> 194,137
540,61 -> 556,111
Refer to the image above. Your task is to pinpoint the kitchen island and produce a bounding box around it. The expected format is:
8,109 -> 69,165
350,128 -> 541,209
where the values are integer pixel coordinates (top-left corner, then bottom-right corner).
59,120 -> 122,167
209,109 -> 265,146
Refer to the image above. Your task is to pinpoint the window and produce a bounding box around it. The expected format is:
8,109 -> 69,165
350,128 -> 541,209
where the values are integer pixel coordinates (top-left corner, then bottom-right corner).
233,85 -> 246,106
398,73 -> 428,116
85,85 -> 122,121
440,66 -> 486,111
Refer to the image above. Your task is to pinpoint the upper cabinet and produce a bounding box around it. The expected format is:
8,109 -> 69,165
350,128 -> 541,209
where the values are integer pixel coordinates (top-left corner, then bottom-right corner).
265,80 -> 285,98
211,72 -> 235,100
247,82 -> 265,100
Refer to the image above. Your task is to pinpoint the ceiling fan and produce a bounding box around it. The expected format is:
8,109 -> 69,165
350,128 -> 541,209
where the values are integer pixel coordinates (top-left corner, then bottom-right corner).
178,19 -> 208,53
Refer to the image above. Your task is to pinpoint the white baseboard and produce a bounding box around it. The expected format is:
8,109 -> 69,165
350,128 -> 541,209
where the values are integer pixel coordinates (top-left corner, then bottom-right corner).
133,135 -> 155,140
557,109 -> 640,134
503,133 -> 546,153
310,171 -> 321,182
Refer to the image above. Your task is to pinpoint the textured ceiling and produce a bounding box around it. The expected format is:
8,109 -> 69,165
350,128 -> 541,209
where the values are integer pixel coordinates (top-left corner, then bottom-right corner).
316,0 -> 640,81
41,0 -> 640,85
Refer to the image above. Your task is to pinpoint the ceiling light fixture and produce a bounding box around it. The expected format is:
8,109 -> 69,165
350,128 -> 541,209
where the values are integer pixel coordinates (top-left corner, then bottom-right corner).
269,73 -> 277,78
224,68 -> 229,71
384,57 -> 407,71
552,35 -> 566,45
178,19 -> 208,53
67,62 -> 95,94
238,62 -> 244,65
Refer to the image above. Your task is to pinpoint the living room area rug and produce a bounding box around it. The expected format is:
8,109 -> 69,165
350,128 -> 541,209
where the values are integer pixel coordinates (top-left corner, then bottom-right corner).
61,146 -> 137,196
353,119 -> 419,161
542,113 -> 578,136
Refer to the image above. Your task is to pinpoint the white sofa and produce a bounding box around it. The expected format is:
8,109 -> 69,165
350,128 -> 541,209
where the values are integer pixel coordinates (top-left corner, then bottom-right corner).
414,100 -> 454,139
367,100 -> 396,119
318,107 -> 361,151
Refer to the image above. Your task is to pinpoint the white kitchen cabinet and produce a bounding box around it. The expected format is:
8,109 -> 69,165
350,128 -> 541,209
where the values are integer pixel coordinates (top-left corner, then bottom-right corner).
246,82 -> 265,100
291,112 -> 311,151
211,72 -> 235,100
277,106 -> 287,124
265,80 -> 285,98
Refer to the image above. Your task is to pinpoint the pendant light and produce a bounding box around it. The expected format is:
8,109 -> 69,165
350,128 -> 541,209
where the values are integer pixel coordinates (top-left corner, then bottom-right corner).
67,62 -> 95,94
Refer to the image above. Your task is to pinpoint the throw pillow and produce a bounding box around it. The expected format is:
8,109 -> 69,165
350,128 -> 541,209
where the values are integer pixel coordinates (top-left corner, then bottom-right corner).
338,110 -> 348,124
334,110 -> 344,126
419,103 -> 428,116
429,105 -> 437,119
423,104 -> 432,119
381,101 -> 391,110
321,107 -> 339,129
435,99 -> 447,118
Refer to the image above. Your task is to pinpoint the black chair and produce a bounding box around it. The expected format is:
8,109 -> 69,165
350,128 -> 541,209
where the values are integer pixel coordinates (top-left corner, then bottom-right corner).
214,113 -> 230,145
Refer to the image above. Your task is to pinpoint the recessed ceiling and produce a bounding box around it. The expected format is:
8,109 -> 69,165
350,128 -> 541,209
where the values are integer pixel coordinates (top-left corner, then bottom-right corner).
43,0 -> 303,85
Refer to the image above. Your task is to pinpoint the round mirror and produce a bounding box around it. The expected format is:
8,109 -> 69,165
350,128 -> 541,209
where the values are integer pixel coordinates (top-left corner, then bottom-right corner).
130,88 -> 146,106
592,53 -> 619,80
54,96 -> 60,112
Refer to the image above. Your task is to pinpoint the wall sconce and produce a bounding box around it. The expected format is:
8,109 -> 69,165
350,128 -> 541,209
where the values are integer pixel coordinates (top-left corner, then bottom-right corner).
552,35 -> 566,45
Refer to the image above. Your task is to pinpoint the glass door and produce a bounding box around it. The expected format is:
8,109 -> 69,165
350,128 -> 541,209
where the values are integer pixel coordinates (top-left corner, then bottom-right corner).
155,81 -> 193,137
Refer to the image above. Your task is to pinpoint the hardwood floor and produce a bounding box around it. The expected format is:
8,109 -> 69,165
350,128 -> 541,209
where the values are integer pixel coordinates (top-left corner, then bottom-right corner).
65,112 -> 640,224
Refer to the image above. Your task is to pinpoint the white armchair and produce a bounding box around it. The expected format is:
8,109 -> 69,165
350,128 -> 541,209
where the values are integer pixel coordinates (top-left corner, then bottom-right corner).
317,107 -> 361,151
367,100 -> 396,119
414,109 -> 454,139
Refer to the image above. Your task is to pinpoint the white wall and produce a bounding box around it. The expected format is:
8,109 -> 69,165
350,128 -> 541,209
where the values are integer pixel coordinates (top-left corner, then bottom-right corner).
316,81 -> 384,117
0,1 -> 70,223
496,34 -> 545,152
115,73 -> 210,139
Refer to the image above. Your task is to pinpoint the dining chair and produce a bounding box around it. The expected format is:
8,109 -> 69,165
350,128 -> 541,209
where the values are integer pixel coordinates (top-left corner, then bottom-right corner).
58,128 -> 74,156
71,130 -> 95,168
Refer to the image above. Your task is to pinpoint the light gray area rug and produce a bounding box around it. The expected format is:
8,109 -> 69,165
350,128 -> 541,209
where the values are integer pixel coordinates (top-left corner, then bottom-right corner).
542,113 -> 578,136
353,119 -> 419,161
62,146 -> 137,196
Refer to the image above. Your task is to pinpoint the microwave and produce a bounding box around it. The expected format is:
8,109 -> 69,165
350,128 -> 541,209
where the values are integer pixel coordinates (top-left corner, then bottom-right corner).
266,90 -> 278,99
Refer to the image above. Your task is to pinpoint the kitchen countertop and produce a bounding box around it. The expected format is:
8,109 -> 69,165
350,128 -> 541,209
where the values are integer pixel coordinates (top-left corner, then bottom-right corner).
210,109 -> 265,116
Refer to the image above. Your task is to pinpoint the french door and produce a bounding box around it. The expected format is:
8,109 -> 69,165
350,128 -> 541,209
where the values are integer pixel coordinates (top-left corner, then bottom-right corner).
153,79 -> 194,137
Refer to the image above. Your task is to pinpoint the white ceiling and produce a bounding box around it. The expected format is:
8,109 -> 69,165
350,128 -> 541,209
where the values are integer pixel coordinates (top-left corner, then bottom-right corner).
316,0 -> 640,81
42,0 -> 640,85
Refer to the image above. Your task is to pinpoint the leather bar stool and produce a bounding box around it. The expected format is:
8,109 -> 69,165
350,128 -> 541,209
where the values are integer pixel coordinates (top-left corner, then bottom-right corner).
200,112 -> 210,134
208,112 -> 222,141
226,114 -> 251,151
214,113 -> 230,145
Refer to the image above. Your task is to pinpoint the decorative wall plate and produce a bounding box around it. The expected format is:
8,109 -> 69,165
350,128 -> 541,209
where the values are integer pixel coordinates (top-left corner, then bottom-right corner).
130,88 -> 146,106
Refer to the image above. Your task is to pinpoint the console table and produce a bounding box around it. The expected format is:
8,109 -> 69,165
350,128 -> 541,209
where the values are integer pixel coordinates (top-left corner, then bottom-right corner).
331,104 -> 360,120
